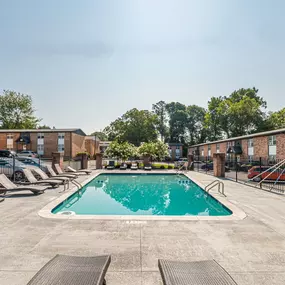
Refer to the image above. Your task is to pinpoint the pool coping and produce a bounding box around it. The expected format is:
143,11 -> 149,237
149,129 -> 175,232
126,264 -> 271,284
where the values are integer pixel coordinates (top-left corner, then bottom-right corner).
38,170 -> 247,221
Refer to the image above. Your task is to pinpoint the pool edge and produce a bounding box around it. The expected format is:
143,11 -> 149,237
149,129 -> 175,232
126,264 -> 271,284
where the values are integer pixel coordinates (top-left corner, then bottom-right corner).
38,170 -> 247,221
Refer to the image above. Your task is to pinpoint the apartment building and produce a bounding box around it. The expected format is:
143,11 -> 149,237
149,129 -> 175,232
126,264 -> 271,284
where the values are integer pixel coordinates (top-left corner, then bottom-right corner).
188,128 -> 285,162
0,128 -> 91,159
168,143 -> 183,161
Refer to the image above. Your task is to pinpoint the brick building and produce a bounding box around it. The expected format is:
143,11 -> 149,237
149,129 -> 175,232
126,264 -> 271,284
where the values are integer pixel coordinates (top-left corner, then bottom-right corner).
168,143 -> 183,161
188,128 -> 285,162
0,128 -> 96,159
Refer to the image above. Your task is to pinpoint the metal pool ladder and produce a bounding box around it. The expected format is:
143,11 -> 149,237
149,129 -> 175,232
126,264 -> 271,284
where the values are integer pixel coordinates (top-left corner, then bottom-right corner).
205,180 -> 226,197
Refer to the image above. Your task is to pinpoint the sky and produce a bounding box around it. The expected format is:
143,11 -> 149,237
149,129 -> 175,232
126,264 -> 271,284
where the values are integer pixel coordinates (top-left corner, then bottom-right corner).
0,0 -> 285,135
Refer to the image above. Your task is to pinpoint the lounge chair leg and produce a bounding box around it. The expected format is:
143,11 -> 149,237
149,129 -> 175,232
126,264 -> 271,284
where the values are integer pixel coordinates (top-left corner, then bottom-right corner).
103,278 -> 107,285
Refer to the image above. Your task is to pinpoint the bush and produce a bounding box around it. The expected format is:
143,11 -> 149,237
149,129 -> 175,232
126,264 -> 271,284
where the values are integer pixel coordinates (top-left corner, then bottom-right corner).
160,165 -> 165,169
168,165 -> 174,169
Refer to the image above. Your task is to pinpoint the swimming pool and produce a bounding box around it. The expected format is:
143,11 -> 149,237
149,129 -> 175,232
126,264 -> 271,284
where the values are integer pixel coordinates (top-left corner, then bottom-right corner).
52,174 -> 232,216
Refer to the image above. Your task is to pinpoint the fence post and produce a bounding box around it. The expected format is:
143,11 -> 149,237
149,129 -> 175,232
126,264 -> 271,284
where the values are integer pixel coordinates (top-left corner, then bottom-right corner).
13,156 -> 16,182
259,157 -> 262,189
206,157 -> 208,173
235,155 -> 238,182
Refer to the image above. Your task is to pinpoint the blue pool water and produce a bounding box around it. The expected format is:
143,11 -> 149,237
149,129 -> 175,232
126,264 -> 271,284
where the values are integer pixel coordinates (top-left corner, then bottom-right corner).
52,174 -> 232,216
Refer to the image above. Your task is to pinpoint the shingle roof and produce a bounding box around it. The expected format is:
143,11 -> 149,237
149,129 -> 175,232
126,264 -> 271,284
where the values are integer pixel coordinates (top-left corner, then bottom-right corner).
189,127 -> 285,148
0,128 -> 86,136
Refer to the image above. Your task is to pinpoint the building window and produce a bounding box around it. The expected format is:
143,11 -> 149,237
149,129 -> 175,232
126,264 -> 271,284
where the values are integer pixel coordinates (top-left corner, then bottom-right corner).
248,139 -> 254,148
216,144 -> 220,153
207,145 -> 211,157
201,148 -> 204,157
58,144 -> 65,153
37,133 -> 44,139
37,144 -> 44,155
58,133 -> 65,139
7,134 -> 14,149
268,135 -> 276,146
248,155 -> 253,162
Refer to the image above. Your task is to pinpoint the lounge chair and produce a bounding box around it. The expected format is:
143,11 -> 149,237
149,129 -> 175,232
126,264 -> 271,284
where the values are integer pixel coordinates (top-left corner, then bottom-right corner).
54,164 -> 85,176
131,163 -> 138,170
107,161 -> 115,170
46,165 -> 78,179
67,166 -> 91,175
22,168 -> 69,190
158,259 -> 238,285
27,254 -> 111,285
144,163 -> 152,171
0,174 -> 47,195
120,163 -> 127,170
32,167 -> 70,185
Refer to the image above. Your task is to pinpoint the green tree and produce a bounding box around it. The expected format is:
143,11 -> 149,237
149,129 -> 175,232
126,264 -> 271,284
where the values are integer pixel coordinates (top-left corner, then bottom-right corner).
165,102 -> 187,143
205,87 -> 267,139
105,141 -> 137,161
90,131 -> 108,141
38,125 -> 51,129
266,108 -> 285,129
104,108 -> 158,146
186,105 -> 206,145
138,141 -> 169,161
152,101 -> 169,142
0,90 -> 40,129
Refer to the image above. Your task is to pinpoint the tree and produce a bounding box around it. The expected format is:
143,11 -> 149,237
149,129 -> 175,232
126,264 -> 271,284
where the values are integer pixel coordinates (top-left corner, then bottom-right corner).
152,101 -> 169,142
186,105 -> 206,145
205,88 -> 267,139
165,102 -> 187,143
204,96 -> 225,141
90,131 -> 108,141
0,90 -> 40,129
266,108 -> 285,129
105,141 -> 137,161
38,125 -> 51,129
104,108 -> 158,145
138,141 -> 169,161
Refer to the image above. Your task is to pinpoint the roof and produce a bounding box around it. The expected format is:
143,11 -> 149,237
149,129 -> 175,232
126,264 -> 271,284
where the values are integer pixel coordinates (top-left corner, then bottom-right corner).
0,128 -> 86,136
168,142 -> 184,146
189,127 -> 285,148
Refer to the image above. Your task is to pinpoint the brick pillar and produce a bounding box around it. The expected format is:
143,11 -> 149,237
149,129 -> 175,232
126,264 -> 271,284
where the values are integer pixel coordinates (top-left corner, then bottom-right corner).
96,153 -> 103,169
80,153 -> 88,169
213,153 -> 225,177
188,154 -> 194,170
143,155 -> 150,165
52,152 -> 64,171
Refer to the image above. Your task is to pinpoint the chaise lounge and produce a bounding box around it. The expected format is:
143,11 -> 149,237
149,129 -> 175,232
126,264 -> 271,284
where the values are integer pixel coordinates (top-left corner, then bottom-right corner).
67,166 -> 92,175
0,174 -> 47,196
158,259 -> 238,285
106,161 -> 115,170
54,164 -> 85,176
27,254 -> 111,285
22,168 -> 69,190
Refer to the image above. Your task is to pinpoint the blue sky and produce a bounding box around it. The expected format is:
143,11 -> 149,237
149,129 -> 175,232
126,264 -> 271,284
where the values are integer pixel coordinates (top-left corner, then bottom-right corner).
0,0 -> 285,134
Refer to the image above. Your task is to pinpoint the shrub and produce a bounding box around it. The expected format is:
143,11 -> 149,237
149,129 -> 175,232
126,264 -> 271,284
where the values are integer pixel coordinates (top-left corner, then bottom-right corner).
168,165 -> 174,169
160,165 -> 165,169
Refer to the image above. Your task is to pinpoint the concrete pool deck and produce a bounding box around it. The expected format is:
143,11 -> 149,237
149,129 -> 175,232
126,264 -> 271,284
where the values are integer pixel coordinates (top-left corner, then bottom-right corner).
1,170 -> 285,284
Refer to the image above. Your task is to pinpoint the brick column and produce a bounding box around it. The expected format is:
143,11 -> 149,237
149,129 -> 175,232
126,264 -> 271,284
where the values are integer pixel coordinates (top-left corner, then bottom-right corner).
188,154 -> 194,170
143,155 -> 150,165
52,152 -> 64,171
80,153 -> 88,169
96,153 -> 103,169
213,153 -> 225,177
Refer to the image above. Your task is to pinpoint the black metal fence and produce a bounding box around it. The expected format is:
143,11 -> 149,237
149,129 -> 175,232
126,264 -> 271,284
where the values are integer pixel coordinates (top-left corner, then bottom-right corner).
193,156 -> 285,194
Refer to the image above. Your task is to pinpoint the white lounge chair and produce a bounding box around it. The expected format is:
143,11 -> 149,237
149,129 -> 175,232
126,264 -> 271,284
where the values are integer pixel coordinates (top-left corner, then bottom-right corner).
46,165 -> 78,179
131,163 -> 138,170
144,163 -> 152,171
